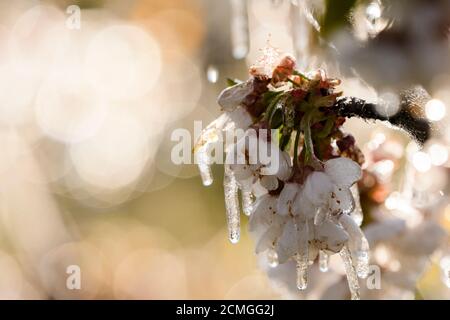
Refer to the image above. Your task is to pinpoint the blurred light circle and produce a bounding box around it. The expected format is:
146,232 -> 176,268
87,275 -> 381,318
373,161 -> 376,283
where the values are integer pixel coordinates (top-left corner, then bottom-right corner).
225,273 -> 276,299
376,92 -> 400,118
206,65 -> 219,83
84,24 -> 161,101
38,242 -> 106,299
385,191 -> 401,210
114,249 -> 187,299
21,138 -> 72,185
10,5 -> 70,68
250,0 -> 290,27
412,151 -> 432,173
415,166 -> 447,192
425,99 -> 446,121
0,25 -> 11,67
0,251 -> 24,299
0,129 -> 30,174
69,110 -> 150,190
428,143 -> 448,166
0,62 -> 39,126
35,68 -> 107,144
148,9 -> 204,56
156,52 -> 202,123
62,170 -> 139,208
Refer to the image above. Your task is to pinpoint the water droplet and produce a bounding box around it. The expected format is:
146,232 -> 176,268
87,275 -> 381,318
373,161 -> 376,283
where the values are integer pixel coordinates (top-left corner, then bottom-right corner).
241,186 -> 254,216
267,249 -> 279,268
206,65 -> 219,84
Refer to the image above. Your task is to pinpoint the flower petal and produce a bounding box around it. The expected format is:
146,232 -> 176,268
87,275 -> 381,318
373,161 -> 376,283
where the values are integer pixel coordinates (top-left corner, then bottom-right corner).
276,151 -> 292,181
217,80 -> 253,111
275,219 -> 298,263
248,194 -> 277,232
314,220 -> 349,253
324,158 -> 361,187
260,175 -> 279,191
329,186 -> 355,215
276,183 -> 299,216
255,218 -> 285,253
226,106 -> 253,129
252,180 -> 268,198
302,171 -> 334,205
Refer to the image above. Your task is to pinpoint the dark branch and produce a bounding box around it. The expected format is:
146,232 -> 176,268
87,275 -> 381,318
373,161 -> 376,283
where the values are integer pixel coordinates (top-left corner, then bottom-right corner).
327,87 -> 432,146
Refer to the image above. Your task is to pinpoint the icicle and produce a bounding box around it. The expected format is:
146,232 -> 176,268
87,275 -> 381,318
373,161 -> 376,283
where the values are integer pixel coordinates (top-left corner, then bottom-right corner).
296,221 -> 309,290
241,186 -> 254,216
196,146 -> 213,186
340,246 -> 361,300
224,165 -> 240,244
355,243 -> 370,279
267,249 -> 279,268
319,250 -> 329,272
194,115 -> 230,186
230,0 -> 249,59
339,214 -> 370,278
350,184 -> 363,226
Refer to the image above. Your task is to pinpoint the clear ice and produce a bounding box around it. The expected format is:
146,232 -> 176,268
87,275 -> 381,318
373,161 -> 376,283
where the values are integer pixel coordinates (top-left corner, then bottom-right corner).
224,166 -> 240,244
340,245 -> 361,300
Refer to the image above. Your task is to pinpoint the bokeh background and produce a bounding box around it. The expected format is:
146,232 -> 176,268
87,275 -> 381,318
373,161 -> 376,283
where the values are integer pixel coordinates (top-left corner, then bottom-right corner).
0,0 -> 448,299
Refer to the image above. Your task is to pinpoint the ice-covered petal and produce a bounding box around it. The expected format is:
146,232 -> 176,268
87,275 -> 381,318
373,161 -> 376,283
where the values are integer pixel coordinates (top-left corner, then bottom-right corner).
324,158 -> 361,188
252,179 -> 268,198
260,175 -> 279,191
248,194 -> 277,232
302,171 -> 334,205
217,80 -> 253,111
259,141 -> 283,176
275,219 -> 298,263
226,106 -> 253,129
314,220 -> 349,253
292,190 -> 316,220
277,183 -> 299,216
275,151 -> 292,181
230,163 -> 254,182
255,218 -> 285,253
329,186 -> 355,215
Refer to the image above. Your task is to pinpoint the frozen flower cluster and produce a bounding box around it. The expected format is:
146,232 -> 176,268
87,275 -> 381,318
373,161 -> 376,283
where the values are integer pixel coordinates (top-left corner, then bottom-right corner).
193,51 -> 426,300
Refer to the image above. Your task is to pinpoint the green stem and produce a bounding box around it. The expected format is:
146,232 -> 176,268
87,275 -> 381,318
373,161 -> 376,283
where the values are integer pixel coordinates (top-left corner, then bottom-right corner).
301,110 -> 323,170
293,126 -> 301,169
263,93 -> 284,123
